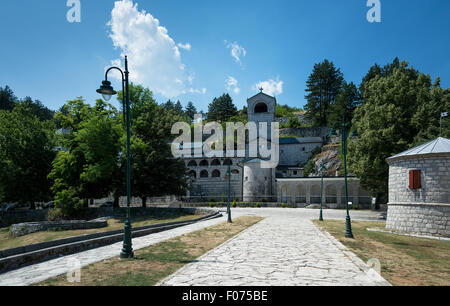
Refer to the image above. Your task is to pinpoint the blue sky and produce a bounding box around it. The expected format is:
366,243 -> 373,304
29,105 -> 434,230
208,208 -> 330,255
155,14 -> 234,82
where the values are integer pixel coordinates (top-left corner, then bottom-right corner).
0,0 -> 449,113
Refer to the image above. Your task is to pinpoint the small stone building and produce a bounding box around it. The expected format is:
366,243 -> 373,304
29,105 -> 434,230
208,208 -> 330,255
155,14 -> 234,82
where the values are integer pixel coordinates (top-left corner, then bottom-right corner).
386,137 -> 450,237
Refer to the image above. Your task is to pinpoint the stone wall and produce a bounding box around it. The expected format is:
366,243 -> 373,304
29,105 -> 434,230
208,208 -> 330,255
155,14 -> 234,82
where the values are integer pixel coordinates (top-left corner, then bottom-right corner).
388,156 -> 450,204
279,127 -> 331,139
386,203 -> 450,237
10,220 -> 108,237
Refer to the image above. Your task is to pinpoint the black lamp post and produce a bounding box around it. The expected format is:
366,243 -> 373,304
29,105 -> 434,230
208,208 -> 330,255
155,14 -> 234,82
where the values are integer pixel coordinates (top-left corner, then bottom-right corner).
97,56 -> 134,258
319,162 -> 325,221
221,158 -> 232,223
329,117 -> 358,239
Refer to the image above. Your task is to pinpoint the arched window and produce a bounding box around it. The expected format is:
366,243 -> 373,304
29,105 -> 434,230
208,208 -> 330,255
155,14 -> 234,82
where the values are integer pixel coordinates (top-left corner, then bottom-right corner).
199,160 -> 209,167
188,160 -> 197,167
231,169 -> 240,180
212,170 -> 221,178
188,171 -> 197,179
200,170 -> 209,178
211,159 -> 221,166
254,102 -> 268,113
223,159 -> 233,166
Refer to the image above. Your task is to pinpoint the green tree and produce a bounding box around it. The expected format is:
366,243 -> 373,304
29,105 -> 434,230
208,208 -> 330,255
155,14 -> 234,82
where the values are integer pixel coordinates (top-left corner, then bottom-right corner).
207,93 -> 238,122
119,84 -> 188,207
304,59 -> 344,126
347,59 -> 446,199
49,98 -> 122,211
328,82 -> 360,124
0,104 -> 56,208
411,77 -> 450,143
0,85 -> 17,111
185,101 -> 197,122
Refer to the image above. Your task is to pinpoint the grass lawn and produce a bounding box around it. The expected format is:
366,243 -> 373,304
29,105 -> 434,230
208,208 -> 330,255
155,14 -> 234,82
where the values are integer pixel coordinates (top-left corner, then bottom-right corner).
0,213 -> 200,251
313,220 -> 450,286
36,216 -> 263,286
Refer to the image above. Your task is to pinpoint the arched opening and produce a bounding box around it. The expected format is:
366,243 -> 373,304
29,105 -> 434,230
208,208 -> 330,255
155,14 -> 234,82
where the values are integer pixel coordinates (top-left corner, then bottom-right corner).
188,160 -> 197,167
341,185 -> 353,207
326,185 -> 337,204
231,169 -> 240,180
188,171 -> 197,179
200,170 -> 209,178
211,159 -> 221,166
281,185 -> 290,203
212,170 -> 221,178
199,160 -> 209,167
311,185 -> 321,204
254,102 -> 268,113
296,185 -> 306,204
223,159 -> 233,166
359,187 -> 371,205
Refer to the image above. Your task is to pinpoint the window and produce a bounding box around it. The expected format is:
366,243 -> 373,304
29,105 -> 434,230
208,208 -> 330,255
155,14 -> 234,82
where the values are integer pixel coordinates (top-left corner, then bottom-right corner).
200,160 -> 209,167
294,171 -> 298,175
409,170 -> 421,189
188,160 -> 197,167
254,102 -> 268,113
212,170 -> 221,178
200,170 -> 209,178
223,159 -> 233,166
211,159 -> 221,166
189,171 -> 197,179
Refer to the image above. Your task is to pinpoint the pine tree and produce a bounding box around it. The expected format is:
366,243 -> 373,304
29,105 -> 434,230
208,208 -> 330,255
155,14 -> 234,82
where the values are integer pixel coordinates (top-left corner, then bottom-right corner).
304,59 -> 344,126
185,101 -> 197,122
207,93 -> 238,122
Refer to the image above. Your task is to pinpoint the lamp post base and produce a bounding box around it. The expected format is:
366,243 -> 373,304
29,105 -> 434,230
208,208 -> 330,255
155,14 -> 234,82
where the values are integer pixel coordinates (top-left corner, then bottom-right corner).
319,209 -> 324,221
120,219 -> 134,259
345,215 -> 354,239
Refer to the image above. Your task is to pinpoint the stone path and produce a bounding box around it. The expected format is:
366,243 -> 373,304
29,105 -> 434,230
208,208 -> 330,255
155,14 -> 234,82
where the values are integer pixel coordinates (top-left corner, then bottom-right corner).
0,208 -> 390,286
158,209 -> 390,286
0,215 -> 227,286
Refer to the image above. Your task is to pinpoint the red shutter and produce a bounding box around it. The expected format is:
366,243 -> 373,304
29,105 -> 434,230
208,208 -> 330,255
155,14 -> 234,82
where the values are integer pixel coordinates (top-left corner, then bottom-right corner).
409,170 -> 414,189
409,170 -> 421,189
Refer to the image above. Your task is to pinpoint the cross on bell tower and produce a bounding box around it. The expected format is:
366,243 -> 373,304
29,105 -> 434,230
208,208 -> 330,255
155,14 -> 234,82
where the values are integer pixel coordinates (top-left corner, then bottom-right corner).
259,87 -> 263,93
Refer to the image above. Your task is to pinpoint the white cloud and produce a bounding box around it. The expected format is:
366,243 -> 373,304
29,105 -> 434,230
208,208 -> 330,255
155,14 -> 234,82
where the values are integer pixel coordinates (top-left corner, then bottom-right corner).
107,0 -> 189,98
225,41 -> 246,65
186,88 -> 207,94
252,77 -> 284,96
225,76 -> 240,95
177,43 -> 191,51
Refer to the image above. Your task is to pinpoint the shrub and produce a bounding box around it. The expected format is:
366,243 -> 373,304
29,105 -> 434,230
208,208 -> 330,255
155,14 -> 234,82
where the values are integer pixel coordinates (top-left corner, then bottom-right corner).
54,189 -> 83,218
209,198 -> 216,203
232,200 -> 237,208
281,203 -> 287,208
47,208 -> 64,221
209,202 -> 215,208
256,202 -> 262,208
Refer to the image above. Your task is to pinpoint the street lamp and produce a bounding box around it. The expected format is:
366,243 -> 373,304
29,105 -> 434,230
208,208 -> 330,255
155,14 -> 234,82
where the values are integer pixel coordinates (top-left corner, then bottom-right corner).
319,162 -> 325,221
221,158 -> 232,223
97,56 -> 134,258
329,117 -> 357,239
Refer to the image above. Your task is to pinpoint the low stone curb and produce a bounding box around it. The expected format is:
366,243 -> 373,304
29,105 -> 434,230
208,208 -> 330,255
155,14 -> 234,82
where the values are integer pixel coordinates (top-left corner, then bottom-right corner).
0,211 -> 221,274
313,222 -> 391,286
367,228 -> 450,241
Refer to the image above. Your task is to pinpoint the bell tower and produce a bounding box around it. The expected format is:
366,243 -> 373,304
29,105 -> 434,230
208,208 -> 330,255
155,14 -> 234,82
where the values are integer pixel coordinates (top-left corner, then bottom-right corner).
247,89 -> 276,140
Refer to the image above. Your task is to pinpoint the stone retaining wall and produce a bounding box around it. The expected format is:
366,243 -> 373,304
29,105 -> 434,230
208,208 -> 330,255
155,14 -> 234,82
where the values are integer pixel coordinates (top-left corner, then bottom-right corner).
386,203 -> 450,237
11,220 -> 108,237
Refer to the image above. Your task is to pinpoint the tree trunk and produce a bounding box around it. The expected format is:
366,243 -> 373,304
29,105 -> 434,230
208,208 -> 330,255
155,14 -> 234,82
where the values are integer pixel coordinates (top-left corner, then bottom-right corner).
142,196 -> 147,208
30,200 -> 36,210
90,199 -> 94,206
113,195 -> 120,208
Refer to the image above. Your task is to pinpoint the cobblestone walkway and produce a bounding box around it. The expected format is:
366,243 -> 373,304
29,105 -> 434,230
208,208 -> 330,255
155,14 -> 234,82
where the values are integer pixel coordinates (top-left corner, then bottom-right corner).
0,215 -> 227,286
158,210 -> 390,286
0,208 -> 390,286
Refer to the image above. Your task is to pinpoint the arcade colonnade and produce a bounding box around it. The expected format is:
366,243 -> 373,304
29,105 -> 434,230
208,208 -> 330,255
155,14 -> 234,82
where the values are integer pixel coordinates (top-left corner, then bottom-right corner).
277,178 -> 372,208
